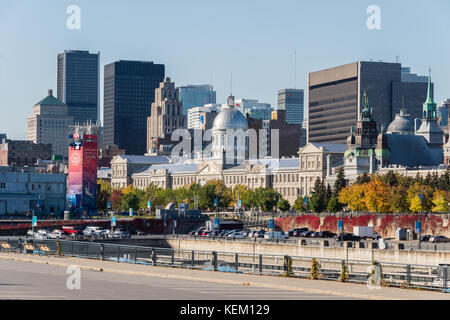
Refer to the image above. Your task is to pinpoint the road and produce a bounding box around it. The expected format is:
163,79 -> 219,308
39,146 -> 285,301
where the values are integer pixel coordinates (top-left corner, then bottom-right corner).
0,259 -> 354,300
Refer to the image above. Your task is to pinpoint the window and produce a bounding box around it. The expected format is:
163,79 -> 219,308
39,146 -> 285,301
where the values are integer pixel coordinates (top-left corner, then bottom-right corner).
0,182 -> 5,189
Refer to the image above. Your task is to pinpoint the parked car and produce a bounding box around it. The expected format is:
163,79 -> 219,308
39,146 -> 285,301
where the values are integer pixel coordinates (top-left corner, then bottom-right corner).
194,229 -> 207,236
431,236 -> 450,243
317,231 -> 336,238
189,227 -> 204,236
335,232 -> 361,241
62,226 -> 82,235
48,229 -> 65,239
264,231 -> 288,240
311,231 -> 322,238
206,230 -> 219,237
34,229 -> 50,239
300,231 -> 315,238
420,235 -> 432,242
218,230 -> 229,237
229,231 -> 246,239
83,226 -> 107,238
135,230 -> 146,236
291,228 -> 309,237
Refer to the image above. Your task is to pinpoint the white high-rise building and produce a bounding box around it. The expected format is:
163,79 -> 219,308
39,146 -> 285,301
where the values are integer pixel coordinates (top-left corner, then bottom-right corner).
187,104 -> 222,130
232,99 -> 272,119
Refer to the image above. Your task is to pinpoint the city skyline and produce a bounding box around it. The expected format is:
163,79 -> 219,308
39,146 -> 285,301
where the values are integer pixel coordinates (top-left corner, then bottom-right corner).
1,0 -> 450,140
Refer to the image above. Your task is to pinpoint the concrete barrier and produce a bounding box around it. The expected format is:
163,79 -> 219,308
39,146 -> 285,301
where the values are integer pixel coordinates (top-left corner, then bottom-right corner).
165,238 -> 450,266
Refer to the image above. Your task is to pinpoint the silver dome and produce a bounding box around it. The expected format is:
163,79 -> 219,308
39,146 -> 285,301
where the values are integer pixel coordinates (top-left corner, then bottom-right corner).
386,110 -> 414,135
212,107 -> 248,131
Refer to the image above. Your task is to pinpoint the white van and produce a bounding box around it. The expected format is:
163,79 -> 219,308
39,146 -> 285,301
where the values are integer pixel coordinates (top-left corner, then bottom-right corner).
83,226 -> 107,236
264,231 -> 288,240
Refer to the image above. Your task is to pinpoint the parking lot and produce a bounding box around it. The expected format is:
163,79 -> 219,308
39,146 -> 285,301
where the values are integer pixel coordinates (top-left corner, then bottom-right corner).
187,226 -> 450,251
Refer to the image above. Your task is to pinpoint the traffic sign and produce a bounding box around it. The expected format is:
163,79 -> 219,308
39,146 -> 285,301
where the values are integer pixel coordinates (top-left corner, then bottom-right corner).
415,221 -> 422,234
269,219 -> 275,230
214,199 -> 218,207
129,208 -> 133,217
418,193 -> 424,204
107,201 -> 111,209
111,216 -> 116,227
32,216 -> 37,227
147,201 -> 151,210
237,199 -> 242,209
338,220 -> 344,232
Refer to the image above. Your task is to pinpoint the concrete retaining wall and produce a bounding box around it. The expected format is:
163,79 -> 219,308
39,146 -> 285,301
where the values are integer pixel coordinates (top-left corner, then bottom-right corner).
165,238 -> 450,266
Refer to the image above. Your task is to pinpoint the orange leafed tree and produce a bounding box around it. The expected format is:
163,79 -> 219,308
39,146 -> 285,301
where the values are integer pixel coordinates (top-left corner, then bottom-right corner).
338,184 -> 367,212
363,176 -> 392,213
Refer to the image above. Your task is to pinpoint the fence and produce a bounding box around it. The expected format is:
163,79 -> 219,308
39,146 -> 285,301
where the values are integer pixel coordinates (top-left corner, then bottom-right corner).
0,238 -> 448,293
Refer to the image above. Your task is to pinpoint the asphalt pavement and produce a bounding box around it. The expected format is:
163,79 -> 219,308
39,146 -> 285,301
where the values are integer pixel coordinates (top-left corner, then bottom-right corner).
0,259 -> 353,300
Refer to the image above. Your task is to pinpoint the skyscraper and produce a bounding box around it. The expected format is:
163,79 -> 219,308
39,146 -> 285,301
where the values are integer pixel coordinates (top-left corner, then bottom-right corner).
147,77 -> 186,154
277,89 -> 304,125
307,61 -> 429,144
179,85 -> 216,115
57,50 -> 100,124
103,60 -> 165,155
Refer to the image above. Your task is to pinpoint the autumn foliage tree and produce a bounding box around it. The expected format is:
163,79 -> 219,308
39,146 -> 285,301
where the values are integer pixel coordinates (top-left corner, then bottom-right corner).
338,184 -> 367,212
363,177 -> 391,213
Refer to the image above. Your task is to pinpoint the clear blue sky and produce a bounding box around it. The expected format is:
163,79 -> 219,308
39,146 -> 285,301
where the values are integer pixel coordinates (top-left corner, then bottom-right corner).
1,0 -> 449,139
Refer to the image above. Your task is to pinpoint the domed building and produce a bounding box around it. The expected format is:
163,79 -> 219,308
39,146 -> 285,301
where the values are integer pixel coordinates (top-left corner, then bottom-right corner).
386,109 -> 414,135
339,77 -> 444,182
211,95 -> 249,165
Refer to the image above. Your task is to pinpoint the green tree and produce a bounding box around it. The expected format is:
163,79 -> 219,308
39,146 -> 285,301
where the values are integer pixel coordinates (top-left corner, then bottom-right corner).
327,197 -> 342,213
355,173 -> 371,185
309,178 -> 326,213
333,167 -> 347,198
407,182 -> 433,213
389,185 -> 410,213
241,188 -> 256,209
277,198 -> 291,212
293,197 -> 307,212
432,190 -> 449,213
120,190 -> 141,212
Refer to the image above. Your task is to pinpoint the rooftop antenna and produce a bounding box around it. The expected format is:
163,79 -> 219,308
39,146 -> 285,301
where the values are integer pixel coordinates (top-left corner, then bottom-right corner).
396,55 -> 399,63
230,72 -> 233,95
294,51 -> 297,89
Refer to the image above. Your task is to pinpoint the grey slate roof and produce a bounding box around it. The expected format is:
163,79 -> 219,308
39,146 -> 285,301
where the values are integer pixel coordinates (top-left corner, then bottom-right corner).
310,142 -> 347,153
133,163 -> 198,176
117,155 -> 170,164
387,134 -> 443,167
97,168 -> 111,179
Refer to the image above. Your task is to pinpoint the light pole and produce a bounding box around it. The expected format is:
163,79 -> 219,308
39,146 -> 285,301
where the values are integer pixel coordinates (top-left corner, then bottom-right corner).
418,193 -> 424,249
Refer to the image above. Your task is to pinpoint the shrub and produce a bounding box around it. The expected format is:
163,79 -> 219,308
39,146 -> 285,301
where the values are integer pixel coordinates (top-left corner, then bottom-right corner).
310,258 -> 321,280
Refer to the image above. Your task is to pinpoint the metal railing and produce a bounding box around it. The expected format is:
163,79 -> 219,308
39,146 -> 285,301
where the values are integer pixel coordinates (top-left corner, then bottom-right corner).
0,238 -> 448,293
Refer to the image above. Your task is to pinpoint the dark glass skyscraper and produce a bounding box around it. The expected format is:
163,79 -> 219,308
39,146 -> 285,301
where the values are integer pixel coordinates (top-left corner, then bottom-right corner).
277,89 -> 304,125
57,50 -> 100,124
103,60 -> 165,155
307,61 -> 429,144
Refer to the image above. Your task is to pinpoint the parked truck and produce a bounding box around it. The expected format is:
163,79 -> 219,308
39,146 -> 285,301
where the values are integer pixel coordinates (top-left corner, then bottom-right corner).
353,226 -> 380,239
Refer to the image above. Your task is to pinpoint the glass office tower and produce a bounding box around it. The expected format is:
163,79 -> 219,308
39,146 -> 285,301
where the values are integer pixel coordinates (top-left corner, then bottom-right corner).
103,60 -> 165,155
57,50 -> 100,124
179,85 -> 216,115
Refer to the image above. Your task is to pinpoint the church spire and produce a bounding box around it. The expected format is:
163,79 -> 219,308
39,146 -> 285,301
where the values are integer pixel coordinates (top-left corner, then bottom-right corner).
423,71 -> 437,119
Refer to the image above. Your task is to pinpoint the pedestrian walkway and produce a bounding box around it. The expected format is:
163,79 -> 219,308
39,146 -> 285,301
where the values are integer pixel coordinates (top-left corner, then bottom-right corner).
0,252 -> 448,300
